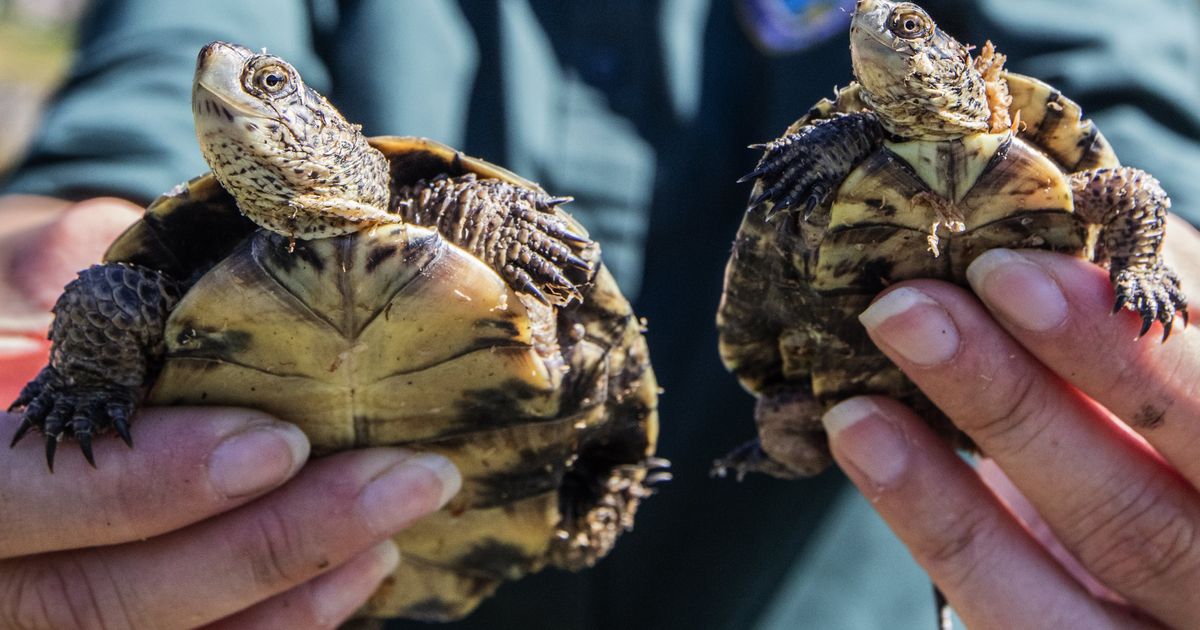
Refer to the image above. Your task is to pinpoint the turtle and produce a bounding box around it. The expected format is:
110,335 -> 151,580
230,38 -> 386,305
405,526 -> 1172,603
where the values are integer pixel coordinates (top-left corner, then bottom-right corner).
7,41 -> 664,621
715,0 -> 1188,480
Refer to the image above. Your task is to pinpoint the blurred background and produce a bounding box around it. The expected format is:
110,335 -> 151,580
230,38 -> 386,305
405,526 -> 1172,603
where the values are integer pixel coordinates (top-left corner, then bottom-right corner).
0,0 -> 85,175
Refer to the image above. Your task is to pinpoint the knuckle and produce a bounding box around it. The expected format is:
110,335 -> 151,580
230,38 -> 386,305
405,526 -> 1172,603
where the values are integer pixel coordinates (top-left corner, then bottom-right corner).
963,368 -> 1051,456
1073,476 -> 1199,594
915,509 -> 998,590
0,558 -> 133,630
99,457 -> 187,543
241,504 -> 308,588
107,475 -> 158,540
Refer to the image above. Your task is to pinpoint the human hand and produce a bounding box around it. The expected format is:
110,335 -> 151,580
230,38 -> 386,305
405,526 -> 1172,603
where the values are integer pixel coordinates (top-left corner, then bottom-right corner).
0,195 -> 142,402
0,195 -> 142,333
821,216 -> 1200,628
0,407 -> 460,629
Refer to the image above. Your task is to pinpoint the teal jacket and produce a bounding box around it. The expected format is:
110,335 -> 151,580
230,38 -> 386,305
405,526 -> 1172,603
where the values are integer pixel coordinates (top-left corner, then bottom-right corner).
5,1 -> 1200,629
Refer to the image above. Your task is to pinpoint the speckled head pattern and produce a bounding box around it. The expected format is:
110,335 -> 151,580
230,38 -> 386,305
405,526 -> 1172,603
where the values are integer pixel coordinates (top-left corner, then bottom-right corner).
850,0 -> 992,139
192,41 -> 393,239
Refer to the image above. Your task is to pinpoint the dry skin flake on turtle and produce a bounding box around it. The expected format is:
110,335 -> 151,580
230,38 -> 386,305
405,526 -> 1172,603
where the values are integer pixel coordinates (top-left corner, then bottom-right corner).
716,0 -> 1187,479
8,41 -> 662,621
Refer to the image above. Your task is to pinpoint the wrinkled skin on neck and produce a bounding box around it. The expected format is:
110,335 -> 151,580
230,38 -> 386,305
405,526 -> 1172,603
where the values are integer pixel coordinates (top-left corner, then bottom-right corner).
850,0 -> 992,140
192,42 -> 391,238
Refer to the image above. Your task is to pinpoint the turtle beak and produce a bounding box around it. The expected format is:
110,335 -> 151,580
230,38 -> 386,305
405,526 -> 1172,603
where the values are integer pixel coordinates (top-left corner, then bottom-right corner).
193,41 -> 269,119
849,0 -> 909,93
195,41 -> 253,78
850,0 -> 898,50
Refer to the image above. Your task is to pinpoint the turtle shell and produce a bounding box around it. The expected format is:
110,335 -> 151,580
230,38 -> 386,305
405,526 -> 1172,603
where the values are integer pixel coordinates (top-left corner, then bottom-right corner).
719,72 -> 1119,464
105,137 -> 660,620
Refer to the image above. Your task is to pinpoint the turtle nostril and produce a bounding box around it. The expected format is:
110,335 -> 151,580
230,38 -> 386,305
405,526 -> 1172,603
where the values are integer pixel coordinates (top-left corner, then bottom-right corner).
196,42 -> 218,68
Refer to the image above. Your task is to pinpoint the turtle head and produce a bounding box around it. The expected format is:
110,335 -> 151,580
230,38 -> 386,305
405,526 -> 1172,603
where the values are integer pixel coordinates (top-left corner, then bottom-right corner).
849,0 -> 991,139
192,42 -> 391,239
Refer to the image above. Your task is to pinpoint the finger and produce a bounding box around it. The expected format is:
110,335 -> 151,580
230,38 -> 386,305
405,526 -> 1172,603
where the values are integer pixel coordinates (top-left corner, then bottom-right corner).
965,248 -> 1200,483
201,540 -> 399,630
977,460 -> 1123,603
0,407 -> 309,557
860,283 -> 1200,627
0,449 -> 460,630
11,197 -> 142,310
822,396 -> 1153,629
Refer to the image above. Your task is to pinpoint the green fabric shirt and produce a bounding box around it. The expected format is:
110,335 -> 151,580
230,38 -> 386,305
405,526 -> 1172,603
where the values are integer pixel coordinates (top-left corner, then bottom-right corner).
5,1 -> 1199,628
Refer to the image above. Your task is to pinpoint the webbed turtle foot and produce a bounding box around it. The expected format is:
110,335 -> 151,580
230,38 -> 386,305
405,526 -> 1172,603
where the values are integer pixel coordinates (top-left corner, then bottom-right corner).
1112,262 -> 1189,341
8,366 -> 137,471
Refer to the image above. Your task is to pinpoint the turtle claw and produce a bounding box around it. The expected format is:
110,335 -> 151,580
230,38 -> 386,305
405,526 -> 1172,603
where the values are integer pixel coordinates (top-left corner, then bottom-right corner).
565,253 -> 591,272
748,188 -> 774,211
78,433 -> 96,468
112,411 -> 134,447
532,201 -> 590,246
1139,312 -> 1155,338
8,365 -> 140,467
9,417 -> 34,448
1112,263 -> 1187,341
537,216 -> 590,246
519,277 -> 550,305
45,435 -> 59,473
738,164 -> 770,184
8,372 -> 43,413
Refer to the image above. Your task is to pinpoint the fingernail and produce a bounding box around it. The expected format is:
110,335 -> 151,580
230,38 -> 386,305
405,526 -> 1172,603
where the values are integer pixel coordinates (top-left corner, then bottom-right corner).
859,287 -> 960,366
208,423 -> 310,498
822,398 -> 909,487
967,250 -> 1068,332
313,540 -> 400,625
358,454 -> 461,535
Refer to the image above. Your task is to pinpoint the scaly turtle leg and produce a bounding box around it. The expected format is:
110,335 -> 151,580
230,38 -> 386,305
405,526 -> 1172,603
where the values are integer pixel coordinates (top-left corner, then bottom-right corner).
742,111 -> 885,220
8,264 -> 180,470
394,174 -> 593,306
1071,167 -> 1188,339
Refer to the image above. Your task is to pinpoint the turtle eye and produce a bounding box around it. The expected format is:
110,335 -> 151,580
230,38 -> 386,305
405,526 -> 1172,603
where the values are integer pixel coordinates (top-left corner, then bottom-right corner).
888,7 -> 932,39
253,64 -> 290,94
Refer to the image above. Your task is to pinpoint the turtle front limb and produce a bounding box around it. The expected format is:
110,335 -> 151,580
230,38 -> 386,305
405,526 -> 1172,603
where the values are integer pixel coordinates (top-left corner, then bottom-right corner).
9,264 -> 180,469
1072,167 -> 1188,338
395,174 -> 593,305
743,112 -> 884,220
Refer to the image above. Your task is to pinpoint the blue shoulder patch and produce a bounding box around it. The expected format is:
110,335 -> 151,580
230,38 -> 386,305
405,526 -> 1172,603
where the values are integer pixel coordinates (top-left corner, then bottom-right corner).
736,0 -> 855,54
